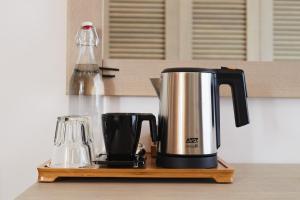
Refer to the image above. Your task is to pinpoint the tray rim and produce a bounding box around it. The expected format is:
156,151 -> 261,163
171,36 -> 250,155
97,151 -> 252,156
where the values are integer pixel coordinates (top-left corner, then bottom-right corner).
37,154 -> 234,183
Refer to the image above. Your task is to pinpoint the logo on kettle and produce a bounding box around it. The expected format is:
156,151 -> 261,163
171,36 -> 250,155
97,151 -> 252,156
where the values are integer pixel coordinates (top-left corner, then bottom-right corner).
186,138 -> 199,144
186,138 -> 199,148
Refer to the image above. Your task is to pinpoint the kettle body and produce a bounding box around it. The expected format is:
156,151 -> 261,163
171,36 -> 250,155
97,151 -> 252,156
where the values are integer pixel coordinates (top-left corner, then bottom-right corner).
151,67 -> 249,168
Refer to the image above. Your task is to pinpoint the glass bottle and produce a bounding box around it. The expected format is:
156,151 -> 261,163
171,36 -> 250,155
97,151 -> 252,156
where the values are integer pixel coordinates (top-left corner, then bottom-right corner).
68,21 -> 105,161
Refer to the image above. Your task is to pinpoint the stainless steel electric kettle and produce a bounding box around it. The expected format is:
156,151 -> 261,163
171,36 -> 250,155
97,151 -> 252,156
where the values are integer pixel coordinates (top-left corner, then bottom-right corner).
150,67 -> 249,168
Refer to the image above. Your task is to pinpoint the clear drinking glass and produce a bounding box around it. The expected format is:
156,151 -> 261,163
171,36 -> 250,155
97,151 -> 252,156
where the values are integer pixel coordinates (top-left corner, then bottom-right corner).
50,116 -> 93,168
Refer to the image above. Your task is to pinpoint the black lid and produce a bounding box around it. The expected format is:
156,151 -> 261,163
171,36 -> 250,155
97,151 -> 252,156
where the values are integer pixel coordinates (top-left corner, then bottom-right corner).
162,67 -> 217,73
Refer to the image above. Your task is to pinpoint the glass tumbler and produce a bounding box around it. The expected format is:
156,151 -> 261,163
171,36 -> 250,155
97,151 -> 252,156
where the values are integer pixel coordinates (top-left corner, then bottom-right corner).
50,116 -> 93,168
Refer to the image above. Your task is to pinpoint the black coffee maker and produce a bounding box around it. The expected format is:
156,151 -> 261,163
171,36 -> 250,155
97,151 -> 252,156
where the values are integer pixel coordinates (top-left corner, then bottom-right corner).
98,113 -> 157,167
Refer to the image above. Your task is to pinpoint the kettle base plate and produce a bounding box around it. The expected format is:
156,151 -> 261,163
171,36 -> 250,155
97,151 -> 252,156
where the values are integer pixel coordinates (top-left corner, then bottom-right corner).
156,153 -> 217,168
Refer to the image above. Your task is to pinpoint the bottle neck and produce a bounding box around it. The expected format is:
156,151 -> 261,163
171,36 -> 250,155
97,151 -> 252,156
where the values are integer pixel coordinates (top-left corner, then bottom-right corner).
76,45 -> 97,65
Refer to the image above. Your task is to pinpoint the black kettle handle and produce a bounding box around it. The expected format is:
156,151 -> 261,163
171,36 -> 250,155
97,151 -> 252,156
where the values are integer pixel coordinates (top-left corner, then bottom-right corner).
217,67 -> 249,127
138,114 -> 158,142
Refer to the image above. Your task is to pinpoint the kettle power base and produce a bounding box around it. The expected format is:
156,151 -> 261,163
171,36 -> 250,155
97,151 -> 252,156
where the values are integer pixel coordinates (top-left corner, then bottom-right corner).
37,153 -> 234,183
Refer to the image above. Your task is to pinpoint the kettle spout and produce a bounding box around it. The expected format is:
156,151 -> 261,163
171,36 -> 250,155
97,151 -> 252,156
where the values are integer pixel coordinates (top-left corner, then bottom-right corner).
150,78 -> 161,97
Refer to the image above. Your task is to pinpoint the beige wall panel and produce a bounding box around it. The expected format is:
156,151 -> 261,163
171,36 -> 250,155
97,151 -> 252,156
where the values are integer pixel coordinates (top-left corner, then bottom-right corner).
67,0 -> 300,98
102,59 -> 300,98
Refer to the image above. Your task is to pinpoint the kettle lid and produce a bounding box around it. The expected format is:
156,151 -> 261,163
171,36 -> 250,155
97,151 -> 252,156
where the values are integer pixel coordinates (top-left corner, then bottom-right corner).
162,67 -> 216,73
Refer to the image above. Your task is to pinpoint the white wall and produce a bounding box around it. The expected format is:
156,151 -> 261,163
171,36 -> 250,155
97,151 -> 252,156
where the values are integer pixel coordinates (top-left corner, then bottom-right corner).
105,96 -> 300,164
1,0 -> 300,199
0,0 -> 68,199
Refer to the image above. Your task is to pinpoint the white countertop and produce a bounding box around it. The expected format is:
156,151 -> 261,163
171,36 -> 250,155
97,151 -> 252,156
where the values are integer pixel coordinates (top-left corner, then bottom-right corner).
17,164 -> 300,200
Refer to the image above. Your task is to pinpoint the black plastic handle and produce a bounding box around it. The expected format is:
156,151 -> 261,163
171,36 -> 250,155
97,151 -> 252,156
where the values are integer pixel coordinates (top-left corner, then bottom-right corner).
99,66 -> 120,78
217,67 -> 250,127
138,114 -> 158,142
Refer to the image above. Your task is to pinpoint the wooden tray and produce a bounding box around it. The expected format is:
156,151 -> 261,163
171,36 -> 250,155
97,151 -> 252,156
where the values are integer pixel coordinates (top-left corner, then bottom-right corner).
38,154 -> 234,183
